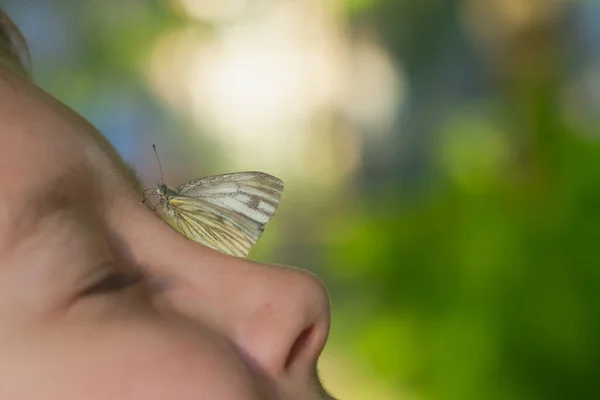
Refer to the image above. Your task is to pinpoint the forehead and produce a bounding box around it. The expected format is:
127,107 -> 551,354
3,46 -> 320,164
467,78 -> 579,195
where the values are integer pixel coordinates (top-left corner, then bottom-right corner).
0,76 -> 90,196
0,69 -> 141,188
0,69 -> 141,243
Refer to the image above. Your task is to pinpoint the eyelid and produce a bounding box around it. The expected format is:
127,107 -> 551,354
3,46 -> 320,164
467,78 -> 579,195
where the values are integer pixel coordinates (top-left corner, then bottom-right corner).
80,262 -> 145,297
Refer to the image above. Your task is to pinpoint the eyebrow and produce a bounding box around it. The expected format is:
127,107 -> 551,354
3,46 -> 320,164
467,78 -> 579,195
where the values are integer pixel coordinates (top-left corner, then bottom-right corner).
3,153 -> 144,250
29,161 -> 98,219
0,161 -> 92,254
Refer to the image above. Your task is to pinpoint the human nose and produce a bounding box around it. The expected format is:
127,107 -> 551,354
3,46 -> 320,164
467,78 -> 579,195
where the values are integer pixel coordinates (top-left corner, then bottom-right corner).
156,242 -> 331,378
230,261 -> 331,377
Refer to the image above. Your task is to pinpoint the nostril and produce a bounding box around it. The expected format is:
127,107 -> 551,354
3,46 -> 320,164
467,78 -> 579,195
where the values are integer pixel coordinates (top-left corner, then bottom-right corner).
285,325 -> 315,370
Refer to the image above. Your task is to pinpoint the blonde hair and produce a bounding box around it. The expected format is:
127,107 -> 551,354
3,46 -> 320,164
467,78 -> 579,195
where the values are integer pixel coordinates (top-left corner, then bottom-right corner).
0,10 -> 30,77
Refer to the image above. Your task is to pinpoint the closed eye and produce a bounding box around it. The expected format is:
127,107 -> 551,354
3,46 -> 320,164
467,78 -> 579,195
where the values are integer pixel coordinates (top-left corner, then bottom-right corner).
81,265 -> 145,296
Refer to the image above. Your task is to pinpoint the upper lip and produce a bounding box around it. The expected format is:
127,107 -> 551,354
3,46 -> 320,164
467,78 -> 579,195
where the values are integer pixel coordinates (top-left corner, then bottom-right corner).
317,384 -> 339,400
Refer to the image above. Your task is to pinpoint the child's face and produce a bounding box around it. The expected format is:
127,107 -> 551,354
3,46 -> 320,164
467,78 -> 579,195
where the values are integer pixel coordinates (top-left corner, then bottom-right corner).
0,70 -> 333,400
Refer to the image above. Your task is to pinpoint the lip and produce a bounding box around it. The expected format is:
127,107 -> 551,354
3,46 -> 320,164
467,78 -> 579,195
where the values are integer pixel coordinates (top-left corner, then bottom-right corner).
315,378 -> 339,400
321,387 -> 339,400
279,371 -> 338,400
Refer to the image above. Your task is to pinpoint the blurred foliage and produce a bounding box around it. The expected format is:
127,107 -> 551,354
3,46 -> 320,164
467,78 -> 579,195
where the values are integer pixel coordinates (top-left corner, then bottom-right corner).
328,123 -> 600,398
324,1 -> 600,399
6,0 -> 600,398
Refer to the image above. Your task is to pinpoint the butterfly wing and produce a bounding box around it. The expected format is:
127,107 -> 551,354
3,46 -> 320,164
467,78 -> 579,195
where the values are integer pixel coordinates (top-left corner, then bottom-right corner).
158,196 -> 264,258
176,172 -> 284,227
156,172 -> 283,257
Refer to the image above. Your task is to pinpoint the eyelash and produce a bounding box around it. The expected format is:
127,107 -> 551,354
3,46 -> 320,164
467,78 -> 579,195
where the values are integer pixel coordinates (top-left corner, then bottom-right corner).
82,266 -> 146,296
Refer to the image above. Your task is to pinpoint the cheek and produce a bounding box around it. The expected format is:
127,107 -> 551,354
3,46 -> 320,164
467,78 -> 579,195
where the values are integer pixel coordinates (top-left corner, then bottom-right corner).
0,318 -> 265,400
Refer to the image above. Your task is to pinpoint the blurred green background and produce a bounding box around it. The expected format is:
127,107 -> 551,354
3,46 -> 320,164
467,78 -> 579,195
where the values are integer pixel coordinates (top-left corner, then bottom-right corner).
5,0 -> 600,398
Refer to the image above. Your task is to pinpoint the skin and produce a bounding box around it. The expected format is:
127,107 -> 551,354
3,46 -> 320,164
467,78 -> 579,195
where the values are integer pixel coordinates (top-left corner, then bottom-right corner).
0,68 -> 334,399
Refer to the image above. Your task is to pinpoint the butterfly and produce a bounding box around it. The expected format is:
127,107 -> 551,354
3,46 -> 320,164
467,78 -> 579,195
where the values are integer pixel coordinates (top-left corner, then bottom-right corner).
142,146 -> 284,258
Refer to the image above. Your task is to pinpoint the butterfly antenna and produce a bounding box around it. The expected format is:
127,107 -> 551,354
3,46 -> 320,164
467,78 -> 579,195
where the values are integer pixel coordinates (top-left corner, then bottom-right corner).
152,144 -> 165,184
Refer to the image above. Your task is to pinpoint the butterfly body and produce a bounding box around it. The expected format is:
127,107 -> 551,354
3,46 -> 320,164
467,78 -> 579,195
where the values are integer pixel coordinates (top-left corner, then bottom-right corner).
155,183 -> 176,204
147,172 -> 284,258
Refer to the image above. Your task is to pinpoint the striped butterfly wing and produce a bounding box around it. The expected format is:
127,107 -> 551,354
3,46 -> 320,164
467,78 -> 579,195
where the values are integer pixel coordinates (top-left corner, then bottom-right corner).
161,172 -> 284,257
177,172 -> 284,228
160,196 -> 262,257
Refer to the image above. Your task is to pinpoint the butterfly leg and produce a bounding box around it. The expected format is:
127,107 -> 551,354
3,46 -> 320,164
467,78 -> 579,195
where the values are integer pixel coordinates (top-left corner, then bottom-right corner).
141,189 -> 160,211
142,188 -> 157,204
141,188 -> 151,204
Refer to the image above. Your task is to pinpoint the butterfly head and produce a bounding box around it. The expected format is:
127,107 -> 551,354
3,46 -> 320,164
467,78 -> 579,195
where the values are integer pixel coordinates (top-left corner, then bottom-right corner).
155,183 -> 169,204
156,183 -> 168,196
155,183 -> 180,207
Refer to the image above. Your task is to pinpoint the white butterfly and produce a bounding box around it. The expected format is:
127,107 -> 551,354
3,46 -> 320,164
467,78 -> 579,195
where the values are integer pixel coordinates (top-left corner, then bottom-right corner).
143,147 -> 284,258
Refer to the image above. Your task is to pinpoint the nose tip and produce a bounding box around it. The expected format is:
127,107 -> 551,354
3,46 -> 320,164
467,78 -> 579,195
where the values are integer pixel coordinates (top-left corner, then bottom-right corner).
236,269 -> 331,377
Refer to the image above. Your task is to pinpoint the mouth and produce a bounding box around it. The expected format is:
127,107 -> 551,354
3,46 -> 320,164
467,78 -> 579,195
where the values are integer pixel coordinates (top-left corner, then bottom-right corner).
316,379 -> 339,400
321,389 -> 339,400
